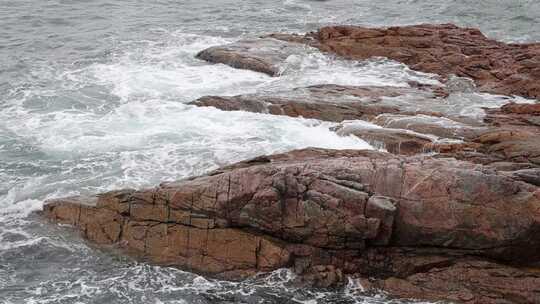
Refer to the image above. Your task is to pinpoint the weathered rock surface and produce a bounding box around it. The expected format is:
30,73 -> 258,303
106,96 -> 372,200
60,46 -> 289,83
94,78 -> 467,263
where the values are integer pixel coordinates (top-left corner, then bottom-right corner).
44,148 -> 540,303
196,38 -> 309,76
190,84 -> 445,122
472,129 -> 540,165
272,24 -> 540,99
360,258 -> 540,304
485,102 -> 540,133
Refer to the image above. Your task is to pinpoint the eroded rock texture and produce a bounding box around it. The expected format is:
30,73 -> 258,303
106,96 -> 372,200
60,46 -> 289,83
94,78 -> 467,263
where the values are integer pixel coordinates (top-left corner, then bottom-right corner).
360,259 -> 540,304
44,148 -> 540,303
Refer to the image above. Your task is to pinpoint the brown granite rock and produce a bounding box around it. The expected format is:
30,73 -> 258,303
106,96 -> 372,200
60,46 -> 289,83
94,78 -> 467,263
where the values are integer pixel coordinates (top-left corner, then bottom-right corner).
485,102 -> 540,133
273,24 -> 540,99
461,100 -> 540,167
190,84 -> 444,122
44,148 -> 540,303
362,260 -> 540,304
364,196 -> 396,245
501,102 -> 540,115
469,129 -> 540,165
45,148 -> 540,260
45,193 -> 290,279
352,247 -> 540,303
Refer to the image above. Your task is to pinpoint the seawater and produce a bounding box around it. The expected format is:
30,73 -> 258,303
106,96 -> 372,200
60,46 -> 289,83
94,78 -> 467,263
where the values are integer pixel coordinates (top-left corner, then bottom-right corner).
1,0 -> 539,303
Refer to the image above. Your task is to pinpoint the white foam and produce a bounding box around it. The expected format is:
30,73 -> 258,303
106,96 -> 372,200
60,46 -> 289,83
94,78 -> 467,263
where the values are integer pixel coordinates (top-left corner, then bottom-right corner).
376,113 -> 479,129
283,0 -> 312,11
0,102 -> 371,217
62,34 -> 271,103
68,32 -> 442,104
337,120 -> 384,130
336,119 -> 441,143
1,178 -> 47,218
273,52 -> 440,90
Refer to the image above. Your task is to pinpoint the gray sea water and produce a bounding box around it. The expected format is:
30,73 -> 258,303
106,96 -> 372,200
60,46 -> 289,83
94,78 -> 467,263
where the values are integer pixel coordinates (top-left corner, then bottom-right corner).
1,0 -> 540,303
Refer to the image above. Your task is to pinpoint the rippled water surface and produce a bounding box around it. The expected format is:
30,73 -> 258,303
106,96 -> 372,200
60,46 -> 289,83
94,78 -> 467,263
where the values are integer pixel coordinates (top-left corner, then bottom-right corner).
1,0 -> 540,303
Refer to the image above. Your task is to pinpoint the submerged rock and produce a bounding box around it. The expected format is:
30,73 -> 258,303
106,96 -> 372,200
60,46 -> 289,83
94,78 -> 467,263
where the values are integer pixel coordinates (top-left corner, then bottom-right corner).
44,148 -> 540,303
272,24 -> 540,99
196,38 -> 309,76
372,114 -> 487,140
332,121 -> 435,155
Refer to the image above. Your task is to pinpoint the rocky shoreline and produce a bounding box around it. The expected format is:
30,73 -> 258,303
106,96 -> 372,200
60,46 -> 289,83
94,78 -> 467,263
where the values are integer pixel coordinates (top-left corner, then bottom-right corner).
43,24 -> 540,303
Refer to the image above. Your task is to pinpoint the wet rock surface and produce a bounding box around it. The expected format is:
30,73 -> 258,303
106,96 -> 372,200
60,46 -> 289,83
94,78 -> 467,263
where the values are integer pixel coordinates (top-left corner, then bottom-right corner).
190,84 -> 444,122
44,147 -> 540,303
272,24 -> 540,99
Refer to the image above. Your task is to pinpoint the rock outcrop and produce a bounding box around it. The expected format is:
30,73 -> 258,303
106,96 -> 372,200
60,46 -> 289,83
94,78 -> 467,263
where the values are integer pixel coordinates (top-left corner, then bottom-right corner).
272,24 -> 540,99
193,24 -> 540,167
190,84 -> 445,122
197,25 -> 540,100
44,148 -> 540,303
191,83 -> 540,166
